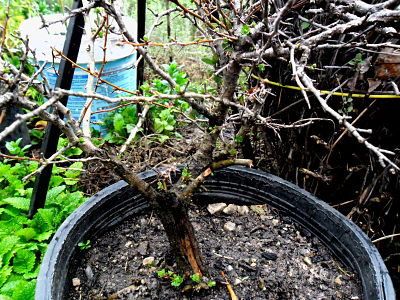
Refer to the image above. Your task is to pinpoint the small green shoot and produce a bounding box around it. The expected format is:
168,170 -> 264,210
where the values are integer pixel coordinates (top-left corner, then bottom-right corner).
78,240 -> 91,250
258,64 -> 266,71
181,168 -> 192,182
157,269 -> 184,287
235,136 -> 243,143
190,273 -> 201,283
171,274 -> 184,287
157,181 -> 167,191
208,280 -> 217,287
338,97 -> 354,115
157,269 -> 166,278
241,24 -> 251,35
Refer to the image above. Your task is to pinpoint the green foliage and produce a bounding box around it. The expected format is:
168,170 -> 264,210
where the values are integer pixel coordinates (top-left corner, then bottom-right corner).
347,52 -> 366,71
157,269 -> 184,287
103,62 -> 198,145
171,273 -> 184,287
190,273 -> 200,283
235,136 -> 243,143
4,138 -> 30,157
258,64 -> 266,71
0,0 -> 66,64
146,62 -> 192,142
241,24 -> 251,35
201,55 -> 218,66
338,97 -> 354,115
156,269 -> 166,278
156,268 -> 215,290
103,105 -> 139,144
153,109 -> 176,134
78,240 -> 91,250
301,22 -> 310,30
207,280 -> 217,287
181,168 -> 192,182
0,140 -> 86,299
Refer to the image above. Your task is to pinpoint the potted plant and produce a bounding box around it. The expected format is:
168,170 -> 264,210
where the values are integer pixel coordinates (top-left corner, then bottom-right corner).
0,0 -> 397,299
36,166 -> 394,299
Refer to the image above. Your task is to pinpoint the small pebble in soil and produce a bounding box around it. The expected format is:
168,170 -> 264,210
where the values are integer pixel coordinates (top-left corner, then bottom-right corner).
125,241 -> 133,248
303,256 -> 313,266
223,221 -> 236,231
85,265 -> 94,281
222,204 -> 237,215
207,203 -> 227,214
334,275 -> 343,286
142,256 -> 155,266
72,278 -> 80,287
237,205 -> 249,215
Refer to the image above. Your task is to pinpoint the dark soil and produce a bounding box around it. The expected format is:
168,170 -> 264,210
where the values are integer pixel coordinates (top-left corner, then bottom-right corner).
66,202 -> 361,300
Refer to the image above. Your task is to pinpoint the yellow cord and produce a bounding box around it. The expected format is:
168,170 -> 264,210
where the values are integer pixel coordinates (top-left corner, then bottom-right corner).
252,75 -> 400,99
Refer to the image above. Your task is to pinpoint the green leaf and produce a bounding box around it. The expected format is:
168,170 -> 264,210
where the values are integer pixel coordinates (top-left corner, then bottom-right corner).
49,175 -> 64,188
153,118 -> 165,134
0,220 -> 23,238
241,24 -> 251,35
235,136 -> 243,143
12,280 -> 35,300
14,228 -> 36,242
46,186 -> 66,203
63,146 -> 83,157
5,139 -> 22,155
0,294 -> 12,300
355,52 -> 363,61
0,236 -> 20,257
190,274 -> 201,283
159,109 -> 171,120
258,64 -> 266,71
33,231 -> 53,242
23,264 -> 40,280
301,22 -> 310,30
174,132 -> 183,139
0,280 -> 24,296
201,56 -> 218,65
157,269 -> 165,277
171,275 -> 184,287
2,197 -> 29,211
31,209 -> 56,232
12,249 -> 35,274
208,280 -> 216,287
158,135 -> 169,143
113,113 -> 125,135
0,266 -> 12,287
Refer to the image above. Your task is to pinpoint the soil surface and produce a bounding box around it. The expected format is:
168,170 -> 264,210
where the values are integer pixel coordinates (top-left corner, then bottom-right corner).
66,202 -> 362,300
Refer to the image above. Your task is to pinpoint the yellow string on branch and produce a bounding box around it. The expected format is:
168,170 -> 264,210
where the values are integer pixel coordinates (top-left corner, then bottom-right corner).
252,75 -> 400,99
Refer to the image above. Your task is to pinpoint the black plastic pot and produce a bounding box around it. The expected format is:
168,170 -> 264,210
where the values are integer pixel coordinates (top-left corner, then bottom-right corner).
35,166 -> 395,300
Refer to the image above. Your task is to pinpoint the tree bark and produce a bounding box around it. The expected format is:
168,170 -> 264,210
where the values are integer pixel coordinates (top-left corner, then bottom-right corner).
154,192 -> 205,275
108,156 -> 205,275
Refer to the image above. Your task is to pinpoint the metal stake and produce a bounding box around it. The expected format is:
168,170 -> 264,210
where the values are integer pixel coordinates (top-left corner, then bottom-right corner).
29,0 -> 85,217
137,0 -> 146,88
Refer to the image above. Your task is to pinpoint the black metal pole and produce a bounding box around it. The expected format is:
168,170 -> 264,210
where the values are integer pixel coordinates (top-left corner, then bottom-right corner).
137,0 -> 146,88
29,0 -> 85,218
